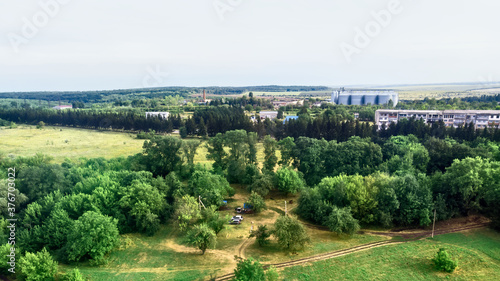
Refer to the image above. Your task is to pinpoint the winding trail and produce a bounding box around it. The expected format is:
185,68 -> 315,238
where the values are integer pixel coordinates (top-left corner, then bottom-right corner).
214,222 -> 490,281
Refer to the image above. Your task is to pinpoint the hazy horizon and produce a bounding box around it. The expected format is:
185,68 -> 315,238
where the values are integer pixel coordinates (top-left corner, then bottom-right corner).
1,0 -> 500,92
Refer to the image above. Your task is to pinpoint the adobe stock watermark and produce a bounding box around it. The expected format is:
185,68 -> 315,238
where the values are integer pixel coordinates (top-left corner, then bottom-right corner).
213,0 -> 244,21
7,0 -> 72,53
340,0 -> 407,63
142,65 -> 170,88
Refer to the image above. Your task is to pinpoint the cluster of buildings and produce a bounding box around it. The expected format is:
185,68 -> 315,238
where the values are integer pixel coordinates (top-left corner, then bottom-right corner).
375,109 -> 500,129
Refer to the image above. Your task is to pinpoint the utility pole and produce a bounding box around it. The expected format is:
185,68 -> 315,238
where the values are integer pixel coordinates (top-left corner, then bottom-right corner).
284,201 -> 287,216
432,208 -> 437,238
198,196 -> 206,211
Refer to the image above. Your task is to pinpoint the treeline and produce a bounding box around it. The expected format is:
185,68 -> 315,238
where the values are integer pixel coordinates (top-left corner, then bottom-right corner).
0,88 -> 191,103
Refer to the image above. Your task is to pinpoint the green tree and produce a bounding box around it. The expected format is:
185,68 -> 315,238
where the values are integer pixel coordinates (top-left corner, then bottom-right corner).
174,195 -> 202,231
325,206 -> 360,236
66,211 -> 120,263
278,137 -> 295,167
19,248 -> 58,281
187,223 -> 217,254
0,243 -> 17,275
206,133 -> 228,173
182,140 -> 201,166
142,136 -> 183,177
248,174 -> 275,197
44,208 -> 74,249
188,170 -> 234,207
247,192 -> 266,213
273,216 -> 310,252
202,205 -> 227,235
432,248 -> 458,273
263,136 -> 278,172
249,225 -> 271,247
275,167 -> 304,195
233,257 -> 266,281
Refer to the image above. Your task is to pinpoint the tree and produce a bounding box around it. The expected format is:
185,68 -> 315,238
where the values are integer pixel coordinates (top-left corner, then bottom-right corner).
277,137 -> 295,167
263,136 -> 278,172
324,206 -> 360,236
182,140 -> 201,166
174,195 -> 202,232
0,243 -> 18,275
66,211 -> 120,264
188,170 -> 234,207
275,167 -> 304,195
247,192 -> 266,213
273,216 -> 310,252
249,225 -> 271,246
202,206 -> 227,235
62,268 -> 85,281
142,136 -> 183,177
187,223 -> 217,254
206,133 -> 228,173
43,208 -> 74,249
19,248 -> 58,281
432,248 -> 458,273
248,174 -> 275,197
233,257 -> 266,281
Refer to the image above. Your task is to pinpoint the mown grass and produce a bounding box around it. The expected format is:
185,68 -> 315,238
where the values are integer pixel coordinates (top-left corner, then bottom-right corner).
280,228 -> 500,281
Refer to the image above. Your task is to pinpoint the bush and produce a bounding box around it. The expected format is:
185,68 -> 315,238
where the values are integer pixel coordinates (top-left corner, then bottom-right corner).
62,268 -> 85,281
432,248 -> 458,273
233,257 -> 265,281
249,225 -> 271,247
19,248 -> 58,281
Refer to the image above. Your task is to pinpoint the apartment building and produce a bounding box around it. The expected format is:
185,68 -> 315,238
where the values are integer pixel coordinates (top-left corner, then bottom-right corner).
375,109 -> 500,129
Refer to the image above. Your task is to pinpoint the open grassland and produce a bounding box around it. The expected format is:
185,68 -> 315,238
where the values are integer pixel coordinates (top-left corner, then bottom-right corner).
280,228 -> 500,281
0,126 -> 145,162
0,126 -> 271,168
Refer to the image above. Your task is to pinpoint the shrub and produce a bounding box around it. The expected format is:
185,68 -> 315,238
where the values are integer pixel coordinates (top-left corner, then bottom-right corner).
432,248 -> 458,273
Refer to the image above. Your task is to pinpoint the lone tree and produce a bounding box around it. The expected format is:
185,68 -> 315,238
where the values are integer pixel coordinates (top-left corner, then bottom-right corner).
432,248 -> 458,273
187,223 -> 217,255
249,225 -> 271,247
273,215 -> 310,252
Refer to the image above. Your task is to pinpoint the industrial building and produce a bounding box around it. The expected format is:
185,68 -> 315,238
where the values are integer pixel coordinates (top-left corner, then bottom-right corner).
331,89 -> 399,107
375,109 -> 500,129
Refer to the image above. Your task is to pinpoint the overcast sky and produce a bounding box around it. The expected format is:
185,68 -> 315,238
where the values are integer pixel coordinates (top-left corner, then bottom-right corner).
0,0 -> 499,92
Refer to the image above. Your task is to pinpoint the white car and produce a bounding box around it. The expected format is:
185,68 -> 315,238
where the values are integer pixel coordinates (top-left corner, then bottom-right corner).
232,215 -> 243,221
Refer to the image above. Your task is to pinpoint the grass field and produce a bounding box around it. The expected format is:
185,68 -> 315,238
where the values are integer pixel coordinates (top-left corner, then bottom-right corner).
0,126 -> 145,163
280,228 -> 500,281
0,126 -> 273,173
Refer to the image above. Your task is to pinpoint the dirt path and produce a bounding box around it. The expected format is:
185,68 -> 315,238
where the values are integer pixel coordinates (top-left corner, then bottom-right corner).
236,237 -> 255,259
214,222 -> 490,281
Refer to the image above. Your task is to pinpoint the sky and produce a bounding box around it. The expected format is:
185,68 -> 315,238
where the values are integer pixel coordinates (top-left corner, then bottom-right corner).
0,0 -> 499,92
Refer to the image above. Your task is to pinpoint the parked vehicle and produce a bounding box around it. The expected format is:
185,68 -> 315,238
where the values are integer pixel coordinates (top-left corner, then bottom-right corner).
235,207 -> 243,213
229,220 -> 241,225
232,215 -> 243,221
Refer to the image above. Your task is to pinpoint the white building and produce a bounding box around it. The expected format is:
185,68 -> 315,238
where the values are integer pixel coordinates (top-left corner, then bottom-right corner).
259,111 -> 278,120
145,112 -> 170,119
375,109 -> 500,129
